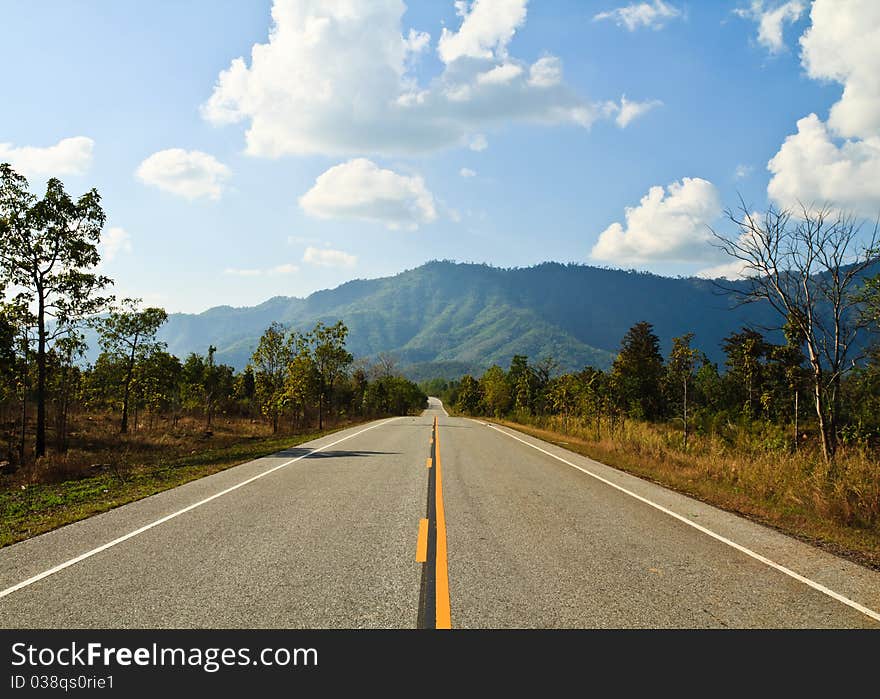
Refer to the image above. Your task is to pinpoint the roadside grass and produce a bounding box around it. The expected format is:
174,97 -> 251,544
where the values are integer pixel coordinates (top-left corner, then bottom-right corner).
0,419 -> 362,548
484,414 -> 880,570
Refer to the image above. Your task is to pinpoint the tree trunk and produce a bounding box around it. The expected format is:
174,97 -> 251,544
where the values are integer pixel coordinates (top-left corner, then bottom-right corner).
683,376 -> 688,450
120,371 -> 132,434
36,297 -> 46,458
812,363 -> 834,462
793,389 -> 798,452
318,391 -> 324,431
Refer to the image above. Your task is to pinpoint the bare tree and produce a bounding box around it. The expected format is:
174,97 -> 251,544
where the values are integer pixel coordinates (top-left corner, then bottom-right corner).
712,201 -> 879,463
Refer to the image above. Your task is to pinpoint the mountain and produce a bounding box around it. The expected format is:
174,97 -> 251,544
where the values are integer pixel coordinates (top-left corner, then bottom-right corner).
151,260 -> 789,380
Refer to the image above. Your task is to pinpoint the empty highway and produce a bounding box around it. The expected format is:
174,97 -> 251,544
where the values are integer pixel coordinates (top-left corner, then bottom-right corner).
1,398 -> 878,628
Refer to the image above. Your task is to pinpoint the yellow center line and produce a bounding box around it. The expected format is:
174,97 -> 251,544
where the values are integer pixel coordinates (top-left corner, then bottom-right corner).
434,415 -> 452,629
416,518 -> 429,563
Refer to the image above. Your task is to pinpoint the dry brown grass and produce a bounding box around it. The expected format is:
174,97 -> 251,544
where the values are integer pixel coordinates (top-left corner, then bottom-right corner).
493,414 -> 880,570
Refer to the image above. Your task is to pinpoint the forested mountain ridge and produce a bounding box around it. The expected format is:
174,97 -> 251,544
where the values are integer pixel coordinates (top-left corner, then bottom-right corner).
151,260 -> 792,379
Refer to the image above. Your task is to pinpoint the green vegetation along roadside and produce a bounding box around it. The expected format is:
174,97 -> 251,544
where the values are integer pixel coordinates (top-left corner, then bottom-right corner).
487,415 -> 880,571
0,421 -> 364,548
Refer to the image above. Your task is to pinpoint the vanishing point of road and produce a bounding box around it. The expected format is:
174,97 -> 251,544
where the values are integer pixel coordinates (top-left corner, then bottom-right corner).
1,398 -> 878,628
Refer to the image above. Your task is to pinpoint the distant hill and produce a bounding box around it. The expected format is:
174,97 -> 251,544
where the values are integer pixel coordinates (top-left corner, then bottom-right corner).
148,260 -> 795,379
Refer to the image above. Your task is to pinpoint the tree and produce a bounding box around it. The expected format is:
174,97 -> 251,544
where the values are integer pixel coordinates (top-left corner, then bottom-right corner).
611,321 -> 665,420
666,333 -> 702,448
713,202 -> 879,462
480,365 -> 511,417
251,322 -> 292,433
0,164 -> 112,457
455,374 -> 482,414
47,331 -> 86,451
308,321 -> 353,430
94,300 -> 168,433
721,328 -> 767,418
136,350 -> 182,429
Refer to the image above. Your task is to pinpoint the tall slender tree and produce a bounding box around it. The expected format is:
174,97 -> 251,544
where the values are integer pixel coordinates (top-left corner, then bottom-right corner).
94,299 -> 168,433
0,164 -> 111,457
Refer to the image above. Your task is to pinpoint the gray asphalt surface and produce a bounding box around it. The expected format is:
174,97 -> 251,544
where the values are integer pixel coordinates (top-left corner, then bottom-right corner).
1,398 -> 878,628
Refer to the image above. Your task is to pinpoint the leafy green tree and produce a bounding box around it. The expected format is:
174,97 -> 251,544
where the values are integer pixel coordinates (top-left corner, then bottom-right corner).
0,164 -> 112,457
233,366 -> 256,417
722,328 -> 767,419
665,333 -> 702,448
480,365 -> 511,417
611,321 -> 665,420
285,345 -> 318,430
308,321 -> 353,429
135,350 -> 182,429
47,331 -> 86,451
547,373 -> 580,427
251,322 -> 293,433
94,299 -> 168,433
577,366 -> 608,440
455,374 -> 482,414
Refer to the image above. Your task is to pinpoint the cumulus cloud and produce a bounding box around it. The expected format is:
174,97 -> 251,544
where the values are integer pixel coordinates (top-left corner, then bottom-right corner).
610,95 -> 663,128
136,149 -> 231,201
734,1 -> 805,54
299,158 -> 437,230
767,114 -> 880,215
437,0 -> 528,63
302,246 -> 357,268
593,1 -> 682,31
100,227 -> 132,263
0,137 -> 94,177
224,263 -> 300,276
460,167 -> 477,177
590,178 -> 722,264
800,0 -> 880,140
202,0 -> 612,158
766,1 -> 880,216
528,56 -> 563,87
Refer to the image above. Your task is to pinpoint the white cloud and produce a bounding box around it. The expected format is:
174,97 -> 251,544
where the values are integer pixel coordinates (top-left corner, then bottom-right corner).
800,0 -> 880,140
528,56 -> 563,87
696,259 -> 751,280
303,246 -> 357,268
591,178 -> 722,264
476,63 -> 523,85
766,1 -> 880,216
299,158 -> 437,230
0,136 -> 94,177
594,1 -> 682,31
404,28 -> 431,54
611,95 -> 663,128
224,263 -> 300,276
767,114 -> 880,215
437,0 -> 528,63
100,227 -> 132,263
469,134 -> 488,151
460,167 -> 477,177
734,164 -> 754,179
735,1 -> 805,54
202,0 -> 607,158
136,149 -> 231,201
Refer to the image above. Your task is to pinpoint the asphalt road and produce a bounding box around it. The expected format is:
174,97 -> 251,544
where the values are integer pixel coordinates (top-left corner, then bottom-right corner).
1,397 -> 879,628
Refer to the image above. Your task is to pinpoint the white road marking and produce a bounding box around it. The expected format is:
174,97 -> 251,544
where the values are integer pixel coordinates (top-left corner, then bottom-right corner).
0,418 -> 403,601
484,422 -> 880,624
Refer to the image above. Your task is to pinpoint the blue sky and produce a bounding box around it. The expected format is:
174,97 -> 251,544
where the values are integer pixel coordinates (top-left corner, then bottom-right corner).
2,0 -> 876,312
